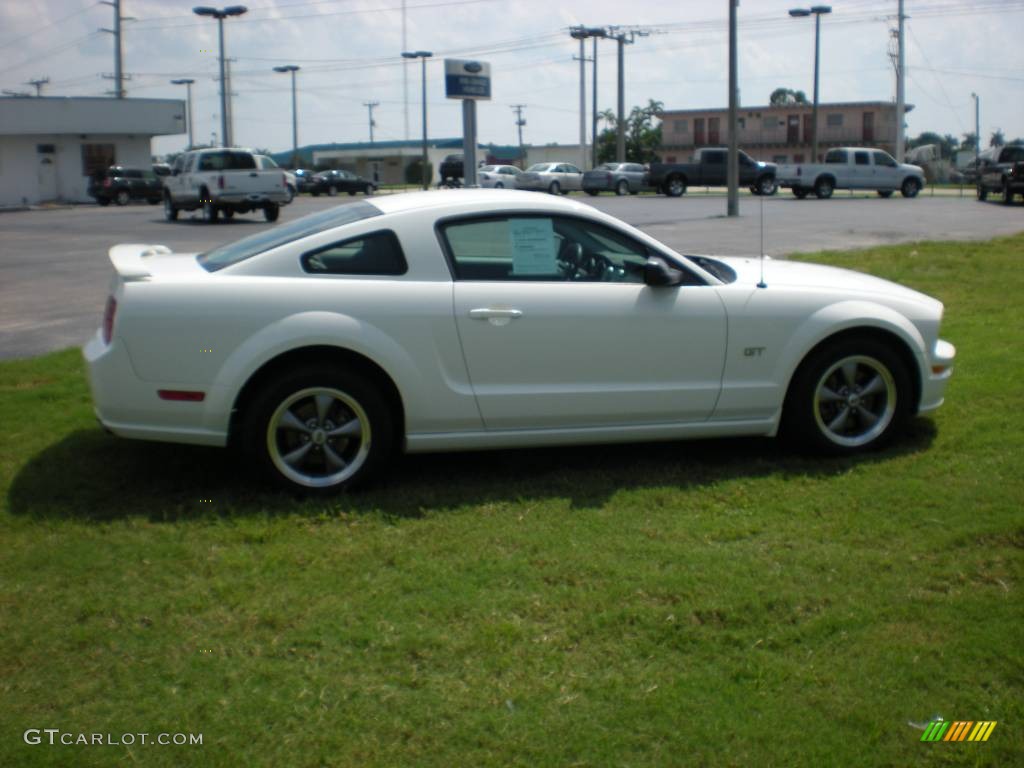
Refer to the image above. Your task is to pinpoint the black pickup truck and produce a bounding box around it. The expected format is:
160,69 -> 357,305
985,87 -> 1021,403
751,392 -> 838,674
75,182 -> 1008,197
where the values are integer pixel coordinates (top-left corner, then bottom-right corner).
647,148 -> 777,197
977,144 -> 1024,205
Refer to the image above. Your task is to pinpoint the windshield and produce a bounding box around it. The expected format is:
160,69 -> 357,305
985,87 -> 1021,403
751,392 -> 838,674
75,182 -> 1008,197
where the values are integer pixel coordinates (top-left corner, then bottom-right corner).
198,201 -> 382,272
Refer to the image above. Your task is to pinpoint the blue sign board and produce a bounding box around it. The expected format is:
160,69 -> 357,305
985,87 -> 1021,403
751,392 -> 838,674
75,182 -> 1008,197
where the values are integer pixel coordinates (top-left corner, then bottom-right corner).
444,59 -> 492,100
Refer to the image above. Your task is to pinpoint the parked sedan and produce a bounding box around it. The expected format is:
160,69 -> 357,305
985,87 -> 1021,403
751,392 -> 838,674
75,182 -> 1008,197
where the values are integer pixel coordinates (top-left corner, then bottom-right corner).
85,190 -> 954,493
293,168 -> 317,193
310,169 -> 377,197
88,166 -> 163,206
478,165 -> 522,189
582,163 -> 649,196
516,163 -> 583,194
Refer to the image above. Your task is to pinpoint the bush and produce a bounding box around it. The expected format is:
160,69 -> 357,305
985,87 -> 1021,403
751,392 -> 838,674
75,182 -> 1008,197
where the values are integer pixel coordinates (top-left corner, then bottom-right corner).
405,159 -> 433,185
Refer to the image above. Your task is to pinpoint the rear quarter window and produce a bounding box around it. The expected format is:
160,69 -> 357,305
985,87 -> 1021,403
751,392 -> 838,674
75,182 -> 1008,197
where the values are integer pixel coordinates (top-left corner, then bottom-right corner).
300,230 -> 407,276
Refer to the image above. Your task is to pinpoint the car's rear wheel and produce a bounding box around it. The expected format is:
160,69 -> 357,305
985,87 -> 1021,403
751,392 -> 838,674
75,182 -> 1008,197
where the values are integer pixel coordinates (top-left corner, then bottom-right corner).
202,197 -> 218,223
793,186 -> 809,199
115,189 -> 130,206
814,177 -> 834,199
163,194 -> 178,221
1003,179 -> 1014,205
877,190 -> 893,198
494,182 -> 504,189
328,185 -> 338,196
222,209 -> 235,220
666,176 -> 686,197
242,367 -> 395,493
783,336 -> 911,455
901,177 -> 921,198
548,181 -> 561,195
264,203 -> 280,222
615,180 -> 629,196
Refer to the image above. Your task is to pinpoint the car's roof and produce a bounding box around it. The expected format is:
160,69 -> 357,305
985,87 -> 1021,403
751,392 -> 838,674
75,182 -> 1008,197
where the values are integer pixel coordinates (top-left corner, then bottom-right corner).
368,189 -> 597,216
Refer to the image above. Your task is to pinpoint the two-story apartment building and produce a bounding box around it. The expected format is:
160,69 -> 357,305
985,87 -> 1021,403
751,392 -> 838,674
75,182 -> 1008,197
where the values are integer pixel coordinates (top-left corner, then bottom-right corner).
659,101 -> 909,165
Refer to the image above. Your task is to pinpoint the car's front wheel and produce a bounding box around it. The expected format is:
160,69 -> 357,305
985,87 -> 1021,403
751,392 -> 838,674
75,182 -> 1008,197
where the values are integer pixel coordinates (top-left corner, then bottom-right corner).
615,180 -> 629,196
242,367 -> 395,493
757,175 -> 776,196
115,189 -> 130,206
901,177 -> 921,198
783,336 -> 911,455
814,177 -> 834,199
548,181 -> 561,195
666,176 -> 686,197
163,194 -> 178,221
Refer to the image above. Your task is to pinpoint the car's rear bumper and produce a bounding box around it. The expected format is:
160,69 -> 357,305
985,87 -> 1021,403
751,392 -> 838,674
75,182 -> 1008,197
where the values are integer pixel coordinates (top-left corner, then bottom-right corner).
216,192 -> 289,206
83,331 -> 227,447
918,338 -> 956,414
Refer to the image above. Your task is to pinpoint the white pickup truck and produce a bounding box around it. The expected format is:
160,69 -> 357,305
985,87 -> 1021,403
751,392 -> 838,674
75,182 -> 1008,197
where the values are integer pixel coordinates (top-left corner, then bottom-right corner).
163,148 -> 292,223
777,147 -> 926,200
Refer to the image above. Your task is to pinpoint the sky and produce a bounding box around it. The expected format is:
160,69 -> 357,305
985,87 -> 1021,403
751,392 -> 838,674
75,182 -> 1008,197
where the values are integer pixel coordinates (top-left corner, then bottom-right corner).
1,0 -> 1022,159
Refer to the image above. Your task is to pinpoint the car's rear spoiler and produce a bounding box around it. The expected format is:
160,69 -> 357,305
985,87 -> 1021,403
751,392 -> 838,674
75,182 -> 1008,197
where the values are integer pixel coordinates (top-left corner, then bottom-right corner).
108,244 -> 171,281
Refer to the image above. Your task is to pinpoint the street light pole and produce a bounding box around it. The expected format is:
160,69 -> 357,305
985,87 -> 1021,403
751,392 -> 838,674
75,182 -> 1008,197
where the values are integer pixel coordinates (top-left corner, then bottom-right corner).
274,65 -> 300,168
789,6 -> 831,162
727,0 -> 739,217
170,78 -> 195,149
402,50 -> 433,190
972,92 -> 980,175
193,6 -> 247,148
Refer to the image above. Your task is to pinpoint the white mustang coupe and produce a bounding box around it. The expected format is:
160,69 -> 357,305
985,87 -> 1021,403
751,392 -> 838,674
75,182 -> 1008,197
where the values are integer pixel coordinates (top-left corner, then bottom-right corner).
85,190 -> 954,492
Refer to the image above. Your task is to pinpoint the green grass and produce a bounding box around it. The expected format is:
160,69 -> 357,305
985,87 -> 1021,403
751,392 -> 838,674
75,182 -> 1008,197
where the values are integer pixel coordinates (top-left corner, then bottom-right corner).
2,235 -> 1023,767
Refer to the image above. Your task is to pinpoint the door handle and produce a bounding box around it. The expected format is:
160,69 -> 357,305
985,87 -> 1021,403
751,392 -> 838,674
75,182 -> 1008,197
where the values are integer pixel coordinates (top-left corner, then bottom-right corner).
469,308 -> 523,320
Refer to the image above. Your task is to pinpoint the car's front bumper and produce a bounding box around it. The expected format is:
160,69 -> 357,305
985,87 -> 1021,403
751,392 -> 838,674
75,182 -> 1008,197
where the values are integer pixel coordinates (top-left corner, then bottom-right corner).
918,338 -> 956,414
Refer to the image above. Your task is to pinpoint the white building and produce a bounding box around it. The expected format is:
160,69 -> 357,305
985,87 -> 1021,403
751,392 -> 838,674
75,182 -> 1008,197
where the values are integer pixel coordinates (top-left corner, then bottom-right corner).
0,97 -> 184,206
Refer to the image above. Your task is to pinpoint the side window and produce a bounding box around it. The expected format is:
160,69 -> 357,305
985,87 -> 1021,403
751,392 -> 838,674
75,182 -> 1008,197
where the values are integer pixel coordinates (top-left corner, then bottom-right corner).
301,230 -> 407,276
855,151 -> 870,166
825,149 -> 848,164
442,215 -> 669,284
872,151 -> 896,167
565,165 -> 581,174
704,152 -> 724,165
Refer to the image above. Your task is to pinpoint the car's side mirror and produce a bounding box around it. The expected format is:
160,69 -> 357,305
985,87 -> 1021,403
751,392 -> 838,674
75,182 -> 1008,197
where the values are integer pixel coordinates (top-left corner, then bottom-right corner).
644,257 -> 685,287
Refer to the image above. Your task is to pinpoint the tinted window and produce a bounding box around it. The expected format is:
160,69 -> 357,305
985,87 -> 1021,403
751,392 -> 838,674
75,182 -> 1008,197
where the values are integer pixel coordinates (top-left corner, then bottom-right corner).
855,151 -> 870,165
442,215 -> 658,284
825,149 -> 849,164
871,151 -> 897,167
199,201 -> 382,272
301,230 -> 407,276
704,151 -> 725,165
564,165 -> 581,174
197,151 -> 257,171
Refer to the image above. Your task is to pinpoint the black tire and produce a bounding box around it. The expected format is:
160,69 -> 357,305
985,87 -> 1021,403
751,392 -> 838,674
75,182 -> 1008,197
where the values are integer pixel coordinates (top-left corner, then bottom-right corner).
222,209 -> 235,220
750,186 -> 760,196
615,180 -> 629,196
494,182 -> 504,189
793,187 -> 809,199
328,185 -> 338,197
147,197 -> 160,205
757,175 -> 776,196
901,177 -> 921,198
115,189 -> 130,206
976,185 -> 987,201
665,175 -> 686,197
241,366 -> 395,493
1002,179 -> 1014,205
201,196 -> 218,223
163,194 -> 178,221
782,335 -> 912,456
548,181 -> 561,195
348,189 -> 357,196
814,177 -> 834,199
264,203 -> 280,222
877,190 -> 894,198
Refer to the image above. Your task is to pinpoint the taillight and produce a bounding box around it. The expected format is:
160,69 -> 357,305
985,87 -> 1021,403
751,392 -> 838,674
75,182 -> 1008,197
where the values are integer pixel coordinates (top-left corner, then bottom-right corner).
103,178 -> 112,188
282,173 -> 287,188
102,296 -> 117,345
218,174 -> 225,189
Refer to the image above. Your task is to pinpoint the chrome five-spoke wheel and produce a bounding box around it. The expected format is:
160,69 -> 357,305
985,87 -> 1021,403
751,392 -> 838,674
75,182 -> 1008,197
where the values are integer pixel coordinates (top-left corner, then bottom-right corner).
812,355 -> 896,448
267,387 -> 371,488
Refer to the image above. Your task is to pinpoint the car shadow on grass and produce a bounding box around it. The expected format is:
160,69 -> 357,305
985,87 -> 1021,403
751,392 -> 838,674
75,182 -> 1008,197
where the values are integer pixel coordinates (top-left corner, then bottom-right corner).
7,418 -> 937,523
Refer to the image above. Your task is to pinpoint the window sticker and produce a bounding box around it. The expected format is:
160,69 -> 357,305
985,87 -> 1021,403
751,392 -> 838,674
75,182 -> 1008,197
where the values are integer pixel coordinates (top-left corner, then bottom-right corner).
509,218 -> 557,275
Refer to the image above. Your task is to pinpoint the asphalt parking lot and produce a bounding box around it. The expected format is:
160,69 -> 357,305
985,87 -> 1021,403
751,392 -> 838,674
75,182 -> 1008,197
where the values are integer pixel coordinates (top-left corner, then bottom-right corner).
1,190 -> 1021,360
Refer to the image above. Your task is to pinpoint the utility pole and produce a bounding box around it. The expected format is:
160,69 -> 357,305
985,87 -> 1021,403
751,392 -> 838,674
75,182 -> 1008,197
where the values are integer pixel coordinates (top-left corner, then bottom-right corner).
788,7 -> 831,162
511,104 -> 527,167
402,0 -> 409,140
592,34 -> 600,167
363,101 -> 380,143
727,0 -> 739,217
274,66 -> 300,167
895,0 -> 906,163
572,28 -> 587,170
25,77 -> 50,97
972,92 -> 980,175
225,58 -> 235,146
100,0 -> 133,98
607,27 -> 651,163
171,78 -> 195,148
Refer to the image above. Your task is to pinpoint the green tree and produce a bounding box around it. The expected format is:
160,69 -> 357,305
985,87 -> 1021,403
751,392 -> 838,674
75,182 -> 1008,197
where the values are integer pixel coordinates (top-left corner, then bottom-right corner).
595,100 -> 663,164
961,132 -> 978,151
989,129 -> 1005,148
769,87 -> 808,105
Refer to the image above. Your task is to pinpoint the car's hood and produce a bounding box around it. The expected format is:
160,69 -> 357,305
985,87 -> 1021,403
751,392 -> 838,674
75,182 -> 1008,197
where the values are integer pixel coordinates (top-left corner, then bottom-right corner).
714,255 -> 939,307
